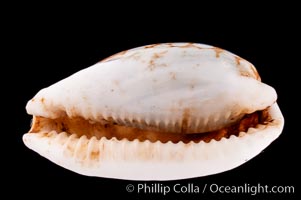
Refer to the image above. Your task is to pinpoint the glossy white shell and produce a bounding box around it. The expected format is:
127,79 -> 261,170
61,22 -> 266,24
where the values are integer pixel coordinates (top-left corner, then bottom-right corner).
23,43 -> 284,180
26,43 -> 276,133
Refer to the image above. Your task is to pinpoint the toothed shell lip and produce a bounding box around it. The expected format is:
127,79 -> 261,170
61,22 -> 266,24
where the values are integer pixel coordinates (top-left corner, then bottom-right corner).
23,103 -> 284,180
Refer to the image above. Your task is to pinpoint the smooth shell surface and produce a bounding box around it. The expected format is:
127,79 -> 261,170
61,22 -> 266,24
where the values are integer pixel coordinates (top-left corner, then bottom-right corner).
26,43 -> 276,133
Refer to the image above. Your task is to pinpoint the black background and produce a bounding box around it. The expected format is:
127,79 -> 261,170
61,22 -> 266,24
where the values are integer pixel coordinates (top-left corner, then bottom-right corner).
8,9 -> 298,199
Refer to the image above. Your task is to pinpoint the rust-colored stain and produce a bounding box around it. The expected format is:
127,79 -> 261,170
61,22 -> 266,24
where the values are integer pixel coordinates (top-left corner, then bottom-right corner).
235,56 -> 242,65
40,98 -> 45,103
239,71 -> 251,78
179,43 -> 203,50
167,43 -> 176,47
90,150 -> 100,160
144,44 -> 160,49
181,108 -> 190,133
100,50 -> 128,63
249,64 -> 261,81
148,60 -> 156,71
112,80 -> 120,86
153,50 -> 168,59
169,72 -> 176,80
67,143 -> 75,155
238,64 -> 261,81
76,142 -> 88,160
213,47 -> 223,58
148,50 -> 168,71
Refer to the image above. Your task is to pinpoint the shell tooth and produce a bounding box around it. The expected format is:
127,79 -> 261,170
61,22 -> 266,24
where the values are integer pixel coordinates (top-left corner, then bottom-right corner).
139,118 -> 147,126
62,134 -> 78,157
239,132 -> 246,137
190,117 -> 198,132
225,111 -> 231,119
203,117 -> 209,127
123,117 -> 131,126
158,120 -> 165,130
35,132 -> 47,138
213,114 -> 220,123
74,135 -> 89,160
155,119 -> 161,128
54,132 -> 68,145
116,118 -> 123,125
256,124 -> 266,130
144,118 -> 151,127
87,136 -> 100,162
194,118 -> 201,131
45,130 -> 57,138
102,112 -> 109,121
247,128 -> 257,134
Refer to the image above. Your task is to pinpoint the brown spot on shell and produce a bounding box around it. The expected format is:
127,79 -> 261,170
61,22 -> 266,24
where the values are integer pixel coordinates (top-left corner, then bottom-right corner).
100,50 -> 128,63
40,98 -> 45,103
169,72 -> 176,80
214,47 -> 223,58
148,60 -> 156,71
67,142 -> 75,154
238,63 -> 261,81
178,43 -> 203,50
153,50 -> 168,59
249,64 -> 261,81
148,50 -> 168,71
233,55 -> 261,81
112,80 -> 120,86
240,71 -> 252,78
90,150 -> 100,160
235,56 -> 242,65
166,43 -> 177,47
144,44 -> 160,49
